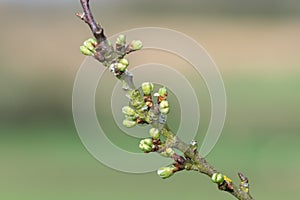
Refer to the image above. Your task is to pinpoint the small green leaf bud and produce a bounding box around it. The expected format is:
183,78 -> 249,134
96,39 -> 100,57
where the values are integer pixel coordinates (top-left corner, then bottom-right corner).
123,119 -> 137,128
141,82 -> 154,96
116,34 -> 126,45
157,166 -> 175,179
158,87 -> 167,97
80,46 -> 94,56
149,128 -> 160,139
119,58 -> 129,67
116,63 -> 127,72
122,106 -> 136,116
130,40 -> 143,51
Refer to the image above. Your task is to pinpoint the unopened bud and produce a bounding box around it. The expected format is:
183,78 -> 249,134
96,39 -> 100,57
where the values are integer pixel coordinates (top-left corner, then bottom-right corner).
116,63 -> 127,72
122,106 -> 136,116
80,46 -> 94,56
141,138 -> 152,146
157,166 -> 175,179
211,173 -> 224,184
139,138 -> 153,153
158,87 -> 167,97
128,90 -> 140,99
149,128 -> 160,139
87,38 -> 97,46
159,100 -> 170,114
160,100 -> 169,108
123,119 -> 137,128
141,82 -> 154,95
116,34 -> 126,45
130,40 -> 143,51
83,40 -> 96,52
119,58 -> 129,67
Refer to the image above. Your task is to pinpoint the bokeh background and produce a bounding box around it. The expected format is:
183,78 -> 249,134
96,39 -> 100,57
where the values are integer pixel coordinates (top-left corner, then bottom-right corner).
1,0 -> 300,199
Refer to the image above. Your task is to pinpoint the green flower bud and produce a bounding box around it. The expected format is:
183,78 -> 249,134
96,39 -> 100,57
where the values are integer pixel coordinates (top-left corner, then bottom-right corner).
130,40 -> 143,51
157,166 -> 175,179
139,143 -> 152,153
141,82 -> 154,96
83,40 -> 96,52
216,173 -> 225,183
141,138 -> 153,146
160,100 -> 169,108
123,119 -> 137,128
211,173 -> 217,183
159,100 -> 170,114
128,90 -> 140,99
116,63 -> 127,72
139,138 -> 153,153
149,128 -> 160,139
87,38 -> 97,46
116,34 -> 126,45
122,106 -> 136,116
158,87 -> 167,97
80,46 -> 94,56
119,58 -> 129,67
211,173 -> 224,184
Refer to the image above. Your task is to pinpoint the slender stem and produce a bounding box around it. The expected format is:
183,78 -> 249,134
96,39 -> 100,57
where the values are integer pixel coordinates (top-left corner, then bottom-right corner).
160,126 -> 254,200
76,0 -> 106,42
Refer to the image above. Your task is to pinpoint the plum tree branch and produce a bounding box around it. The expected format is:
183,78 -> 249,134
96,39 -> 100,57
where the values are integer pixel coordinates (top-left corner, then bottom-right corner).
76,1 -> 254,199
76,0 -> 106,43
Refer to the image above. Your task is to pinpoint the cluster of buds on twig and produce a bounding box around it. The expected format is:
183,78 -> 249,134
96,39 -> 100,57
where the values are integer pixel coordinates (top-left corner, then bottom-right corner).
121,82 -> 171,128
80,35 -> 142,76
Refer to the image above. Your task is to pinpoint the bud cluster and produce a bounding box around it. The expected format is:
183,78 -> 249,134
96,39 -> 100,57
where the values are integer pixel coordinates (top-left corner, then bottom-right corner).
121,82 -> 171,129
80,35 -> 143,79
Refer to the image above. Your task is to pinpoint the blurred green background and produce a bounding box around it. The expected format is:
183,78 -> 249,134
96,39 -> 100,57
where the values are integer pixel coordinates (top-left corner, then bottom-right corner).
0,0 -> 300,199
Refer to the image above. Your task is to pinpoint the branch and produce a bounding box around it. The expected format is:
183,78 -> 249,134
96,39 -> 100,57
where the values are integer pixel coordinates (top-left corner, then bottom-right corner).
76,0 -> 106,43
76,1 -> 255,199
158,126 -> 254,200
